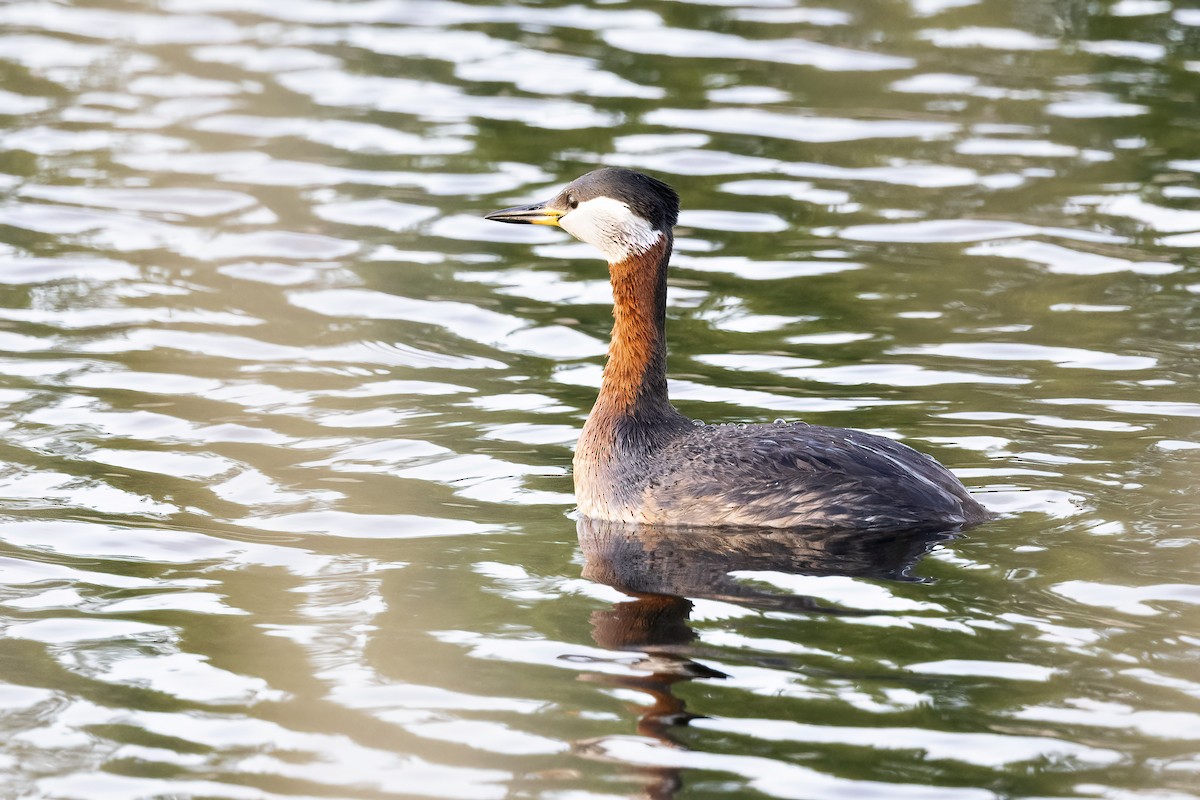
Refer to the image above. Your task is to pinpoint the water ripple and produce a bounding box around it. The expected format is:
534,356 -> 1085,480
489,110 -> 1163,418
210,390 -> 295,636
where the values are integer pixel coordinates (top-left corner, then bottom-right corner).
646,108 -> 959,143
603,26 -> 915,71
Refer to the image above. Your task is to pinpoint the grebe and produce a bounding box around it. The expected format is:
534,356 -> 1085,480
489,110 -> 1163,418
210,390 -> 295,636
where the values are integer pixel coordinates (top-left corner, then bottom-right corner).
486,168 -> 989,530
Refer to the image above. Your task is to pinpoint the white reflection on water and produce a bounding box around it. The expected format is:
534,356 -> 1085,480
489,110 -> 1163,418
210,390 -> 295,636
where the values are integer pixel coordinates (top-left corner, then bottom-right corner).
696,716 -> 1120,767
603,26 -> 916,71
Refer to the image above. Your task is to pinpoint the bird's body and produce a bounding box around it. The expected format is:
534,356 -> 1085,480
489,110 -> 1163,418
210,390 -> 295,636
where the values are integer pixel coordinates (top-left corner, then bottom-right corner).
487,168 -> 989,531
577,416 -> 986,530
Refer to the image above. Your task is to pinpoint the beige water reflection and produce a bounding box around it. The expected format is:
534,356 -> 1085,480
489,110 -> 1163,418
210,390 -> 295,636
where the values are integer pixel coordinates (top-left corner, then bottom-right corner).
2,0 -> 1200,797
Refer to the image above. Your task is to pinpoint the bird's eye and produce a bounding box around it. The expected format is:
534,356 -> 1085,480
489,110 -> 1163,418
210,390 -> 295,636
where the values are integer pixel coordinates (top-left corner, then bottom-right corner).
567,196 -> 578,209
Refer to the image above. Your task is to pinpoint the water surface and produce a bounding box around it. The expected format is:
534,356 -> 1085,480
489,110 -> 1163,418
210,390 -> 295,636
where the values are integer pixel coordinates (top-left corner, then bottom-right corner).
1,0 -> 1199,797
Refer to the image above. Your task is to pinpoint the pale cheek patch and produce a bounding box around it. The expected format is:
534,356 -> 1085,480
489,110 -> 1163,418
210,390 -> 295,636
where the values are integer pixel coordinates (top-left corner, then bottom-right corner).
560,196 -> 662,263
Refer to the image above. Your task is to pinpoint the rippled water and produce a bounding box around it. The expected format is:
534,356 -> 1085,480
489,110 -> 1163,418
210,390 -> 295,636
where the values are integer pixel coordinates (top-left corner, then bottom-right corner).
1,0 -> 1199,797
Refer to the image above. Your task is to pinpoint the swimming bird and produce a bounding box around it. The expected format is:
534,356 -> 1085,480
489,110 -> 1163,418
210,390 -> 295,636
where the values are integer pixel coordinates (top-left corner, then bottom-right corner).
486,168 -> 989,530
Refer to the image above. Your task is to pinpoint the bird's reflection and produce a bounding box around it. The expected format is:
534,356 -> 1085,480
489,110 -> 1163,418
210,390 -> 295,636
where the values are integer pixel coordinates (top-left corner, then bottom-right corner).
573,516 -> 959,799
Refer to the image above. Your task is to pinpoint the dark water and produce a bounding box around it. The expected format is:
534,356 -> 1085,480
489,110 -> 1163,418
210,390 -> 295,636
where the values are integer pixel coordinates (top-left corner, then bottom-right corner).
1,0 -> 1199,797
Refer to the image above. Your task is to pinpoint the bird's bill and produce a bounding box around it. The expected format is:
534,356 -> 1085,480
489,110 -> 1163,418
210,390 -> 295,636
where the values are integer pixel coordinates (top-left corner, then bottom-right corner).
484,201 -> 564,226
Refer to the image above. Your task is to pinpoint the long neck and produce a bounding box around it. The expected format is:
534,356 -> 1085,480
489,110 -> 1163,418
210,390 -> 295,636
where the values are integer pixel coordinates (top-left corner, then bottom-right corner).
596,234 -> 673,417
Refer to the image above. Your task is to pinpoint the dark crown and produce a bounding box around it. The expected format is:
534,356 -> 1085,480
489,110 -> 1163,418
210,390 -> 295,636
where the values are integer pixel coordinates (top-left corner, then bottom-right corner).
561,168 -> 680,232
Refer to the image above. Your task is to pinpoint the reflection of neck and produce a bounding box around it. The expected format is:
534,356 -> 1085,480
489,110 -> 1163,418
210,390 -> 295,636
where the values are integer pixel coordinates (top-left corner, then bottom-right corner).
590,595 -> 695,651
586,592 -> 723,767
597,234 -> 673,416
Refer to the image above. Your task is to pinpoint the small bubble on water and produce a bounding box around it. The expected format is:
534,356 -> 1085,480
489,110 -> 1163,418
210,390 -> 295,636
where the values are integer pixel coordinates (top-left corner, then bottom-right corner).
737,423 -> 747,429
774,418 -> 787,425
692,419 -> 705,426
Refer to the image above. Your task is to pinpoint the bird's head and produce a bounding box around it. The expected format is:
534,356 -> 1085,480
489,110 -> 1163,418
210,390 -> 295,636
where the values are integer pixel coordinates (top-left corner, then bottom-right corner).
485,168 -> 678,263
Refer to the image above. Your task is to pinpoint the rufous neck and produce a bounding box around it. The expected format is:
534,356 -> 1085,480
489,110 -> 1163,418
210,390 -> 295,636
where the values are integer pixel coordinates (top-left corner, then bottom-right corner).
597,234 -> 672,415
